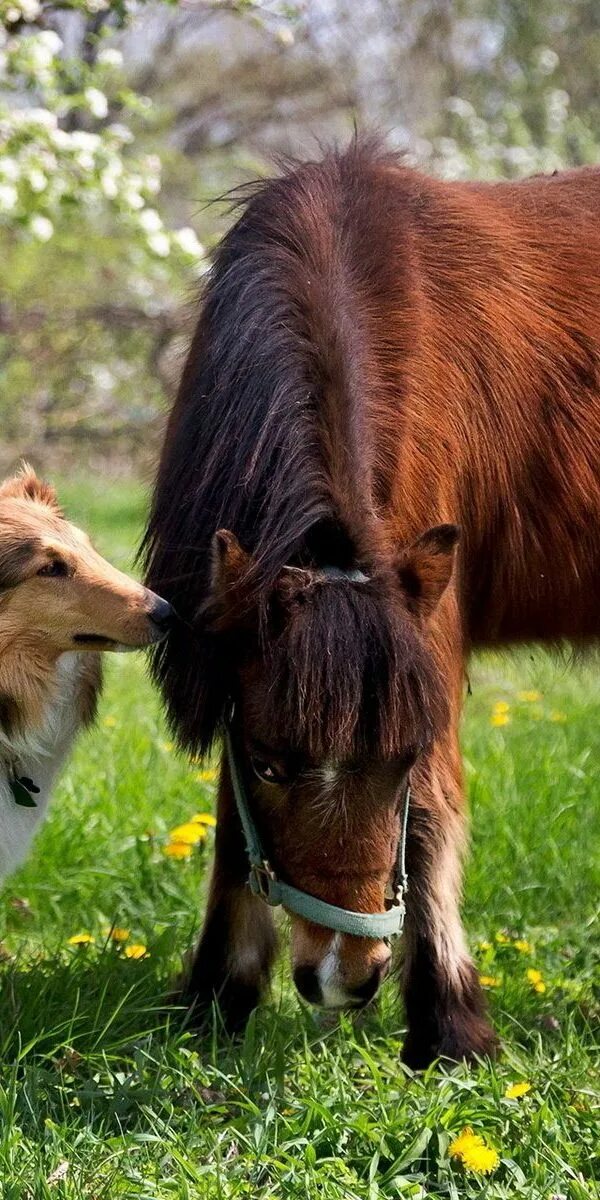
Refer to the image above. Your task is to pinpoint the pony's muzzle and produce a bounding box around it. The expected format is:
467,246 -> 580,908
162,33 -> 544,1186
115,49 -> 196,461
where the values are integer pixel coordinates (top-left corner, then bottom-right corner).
293,939 -> 392,1010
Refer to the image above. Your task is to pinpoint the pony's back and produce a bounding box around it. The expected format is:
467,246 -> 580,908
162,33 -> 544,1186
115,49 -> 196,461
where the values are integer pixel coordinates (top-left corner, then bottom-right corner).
144,141 -> 600,754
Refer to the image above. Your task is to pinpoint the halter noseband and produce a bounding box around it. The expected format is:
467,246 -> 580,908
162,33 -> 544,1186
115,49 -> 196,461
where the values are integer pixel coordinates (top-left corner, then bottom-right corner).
224,713 -> 410,941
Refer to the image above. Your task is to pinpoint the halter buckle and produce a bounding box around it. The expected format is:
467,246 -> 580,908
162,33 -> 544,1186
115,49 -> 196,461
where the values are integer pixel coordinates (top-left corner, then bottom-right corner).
249,860 -> 278,903
385,880 -> 407,908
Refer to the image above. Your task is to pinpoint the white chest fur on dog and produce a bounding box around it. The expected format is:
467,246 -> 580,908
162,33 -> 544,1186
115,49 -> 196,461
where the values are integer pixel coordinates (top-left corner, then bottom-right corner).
0,653 -> 85,881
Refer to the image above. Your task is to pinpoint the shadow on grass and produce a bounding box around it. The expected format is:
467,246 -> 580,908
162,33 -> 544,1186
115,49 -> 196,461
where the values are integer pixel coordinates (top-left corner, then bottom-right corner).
3,936 -> 585,1156
0,940 -> 367,1135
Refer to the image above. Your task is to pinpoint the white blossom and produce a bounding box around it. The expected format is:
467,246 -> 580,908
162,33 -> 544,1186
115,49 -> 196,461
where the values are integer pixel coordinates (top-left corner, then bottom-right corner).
97,48 -> 123,69
100,170 -> 119,198
29,214 -> 53,240
0,156 -> 20,181
446,96 -> 476,120
276,27 -> 294,47
173,226 -> 205,259
537,47 -> 560,75
50,128 -> 72,150
22,108 -> 57,130
106,123 -> 133,144
147,230 -> 170,257
70,131 -> 100,152
123,187 -> 144,210
0,182 -> 17,212
4,0 -> 41,21
37,31 -> 63,55
84,87 -> 109,120
75,151 -> 95,172
27,167 -> 47,193
138,207 -> 163,233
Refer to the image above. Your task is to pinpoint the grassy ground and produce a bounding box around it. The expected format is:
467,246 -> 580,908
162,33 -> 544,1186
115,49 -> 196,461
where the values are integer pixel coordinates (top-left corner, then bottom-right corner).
0,477 -> 598,1199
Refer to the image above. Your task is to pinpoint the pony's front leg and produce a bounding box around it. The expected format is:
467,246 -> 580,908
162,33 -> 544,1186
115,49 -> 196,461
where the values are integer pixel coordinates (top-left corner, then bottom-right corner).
401,760 -> 498,1069
181,763 -> 278,1032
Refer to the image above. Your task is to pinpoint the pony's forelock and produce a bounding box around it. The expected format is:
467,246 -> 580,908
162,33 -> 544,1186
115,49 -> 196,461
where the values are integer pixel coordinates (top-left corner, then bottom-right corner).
258,578 -> 445,762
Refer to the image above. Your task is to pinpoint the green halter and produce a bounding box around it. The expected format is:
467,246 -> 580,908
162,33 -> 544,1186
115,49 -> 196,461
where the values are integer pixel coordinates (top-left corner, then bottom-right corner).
224,716 -> 410,940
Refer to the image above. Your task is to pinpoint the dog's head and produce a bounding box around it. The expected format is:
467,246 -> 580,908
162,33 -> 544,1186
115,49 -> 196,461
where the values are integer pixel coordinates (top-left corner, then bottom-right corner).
0,466 -> 173,654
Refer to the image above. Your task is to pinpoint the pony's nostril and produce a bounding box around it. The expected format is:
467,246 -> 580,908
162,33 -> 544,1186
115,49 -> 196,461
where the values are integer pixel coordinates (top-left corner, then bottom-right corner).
351,954 -> 391,1005
293,964 -> 323,1006
150,597 -> 174,631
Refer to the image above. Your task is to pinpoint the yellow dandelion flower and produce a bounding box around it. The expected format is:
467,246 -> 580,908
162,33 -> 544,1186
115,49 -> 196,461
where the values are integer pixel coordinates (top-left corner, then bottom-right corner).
103,926 -> 130,943
505,1081 -> 532,1099
534,981 -> 546,993
124,943 -> 148,959
163,841 -> 193,859
492,700 -> 510,714
190,812 -> 217,827
479,974 -> 499,987
161,741 -> 174,753
103,715 -> 117,728
460,1143 -> 499,1174
526,968 -> 543,985
490,713 -> 510,727
196,768 -> 218,783
67,932 -> 95,946
449,1128 -> 479,1159
549,710 -> 567,723
449,1129 -> 499,1174
495,931 -> 510,944
514,939 -> 532,953
478,940 -> 492,952
168,822 -> 207,846
517,690 -> 542,703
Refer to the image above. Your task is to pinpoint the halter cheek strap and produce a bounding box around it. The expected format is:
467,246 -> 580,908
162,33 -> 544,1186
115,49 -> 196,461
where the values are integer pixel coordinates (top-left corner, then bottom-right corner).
224,717 -> 410,941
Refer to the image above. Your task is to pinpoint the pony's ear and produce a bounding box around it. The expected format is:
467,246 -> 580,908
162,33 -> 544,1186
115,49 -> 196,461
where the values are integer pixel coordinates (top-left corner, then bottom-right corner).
0,464 -> 60,512
209,529 -> 254,630
396,524 -> 459,618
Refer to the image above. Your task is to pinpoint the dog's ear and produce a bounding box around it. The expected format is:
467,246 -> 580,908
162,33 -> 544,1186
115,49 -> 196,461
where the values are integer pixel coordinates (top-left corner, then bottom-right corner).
0,463 -> 61,513
0,537 -> 37,590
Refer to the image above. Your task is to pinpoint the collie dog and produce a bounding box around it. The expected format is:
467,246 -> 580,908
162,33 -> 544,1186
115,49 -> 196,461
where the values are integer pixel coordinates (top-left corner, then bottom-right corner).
0,466 -> 172,881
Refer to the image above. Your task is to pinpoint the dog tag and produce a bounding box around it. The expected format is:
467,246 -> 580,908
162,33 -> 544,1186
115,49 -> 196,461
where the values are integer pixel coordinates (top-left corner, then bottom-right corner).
10,777 -> 38,808
19,776 -> 40,794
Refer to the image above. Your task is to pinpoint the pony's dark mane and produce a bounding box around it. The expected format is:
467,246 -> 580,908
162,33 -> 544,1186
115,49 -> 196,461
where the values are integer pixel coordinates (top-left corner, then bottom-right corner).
143,137 -> 418,752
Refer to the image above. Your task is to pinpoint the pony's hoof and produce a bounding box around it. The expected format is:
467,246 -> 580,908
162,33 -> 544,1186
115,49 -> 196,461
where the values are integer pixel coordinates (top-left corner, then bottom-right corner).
402,1019 -> 499,1070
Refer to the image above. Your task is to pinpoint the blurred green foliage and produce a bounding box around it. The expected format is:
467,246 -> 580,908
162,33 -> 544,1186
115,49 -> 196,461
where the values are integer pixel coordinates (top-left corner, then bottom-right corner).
1,0 -> 599,472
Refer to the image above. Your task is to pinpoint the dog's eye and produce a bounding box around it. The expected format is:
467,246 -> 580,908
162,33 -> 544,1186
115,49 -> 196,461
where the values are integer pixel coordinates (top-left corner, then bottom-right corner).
250,757 -> 288,786
38,559 -> 69,578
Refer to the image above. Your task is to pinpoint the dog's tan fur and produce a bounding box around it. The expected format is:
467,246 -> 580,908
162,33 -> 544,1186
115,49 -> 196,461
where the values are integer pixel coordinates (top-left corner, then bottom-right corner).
0,465 -> 170,880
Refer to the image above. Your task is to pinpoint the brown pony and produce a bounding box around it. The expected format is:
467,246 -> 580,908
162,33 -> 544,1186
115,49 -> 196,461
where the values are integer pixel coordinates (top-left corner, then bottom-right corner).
144,138 -> 600,1068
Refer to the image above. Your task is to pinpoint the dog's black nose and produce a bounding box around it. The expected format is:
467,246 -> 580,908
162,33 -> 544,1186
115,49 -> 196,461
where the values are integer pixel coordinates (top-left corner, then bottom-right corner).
150,596 -> 174,631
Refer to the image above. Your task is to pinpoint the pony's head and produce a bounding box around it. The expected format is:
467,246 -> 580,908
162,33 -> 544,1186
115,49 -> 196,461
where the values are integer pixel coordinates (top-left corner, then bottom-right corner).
208,523 -> 459,1009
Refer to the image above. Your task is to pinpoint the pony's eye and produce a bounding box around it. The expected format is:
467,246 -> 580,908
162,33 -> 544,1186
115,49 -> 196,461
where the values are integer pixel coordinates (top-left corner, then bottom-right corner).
38,559 -> 69,578
251,757 -> 288,786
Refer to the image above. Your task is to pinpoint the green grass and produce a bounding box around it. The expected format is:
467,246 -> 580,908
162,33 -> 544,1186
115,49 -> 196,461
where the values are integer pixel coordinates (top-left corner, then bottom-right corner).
0,476 -> 598,1199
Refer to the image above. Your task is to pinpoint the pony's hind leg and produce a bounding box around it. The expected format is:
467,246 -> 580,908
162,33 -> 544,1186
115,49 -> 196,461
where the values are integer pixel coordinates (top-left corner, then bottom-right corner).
179,767 -> 278,1033
400,765 -> 498,1069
